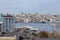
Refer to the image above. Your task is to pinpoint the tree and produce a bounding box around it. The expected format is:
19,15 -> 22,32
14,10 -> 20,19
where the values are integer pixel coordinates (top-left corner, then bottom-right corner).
38,31 -> 49,38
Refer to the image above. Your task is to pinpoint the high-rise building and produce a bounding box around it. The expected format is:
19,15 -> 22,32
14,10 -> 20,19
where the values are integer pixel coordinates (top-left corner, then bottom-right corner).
0,22 -> 2,35
2,13 -> 15,32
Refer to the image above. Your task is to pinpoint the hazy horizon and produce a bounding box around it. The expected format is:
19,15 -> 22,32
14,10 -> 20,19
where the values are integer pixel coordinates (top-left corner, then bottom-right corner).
0,0 -> 60,15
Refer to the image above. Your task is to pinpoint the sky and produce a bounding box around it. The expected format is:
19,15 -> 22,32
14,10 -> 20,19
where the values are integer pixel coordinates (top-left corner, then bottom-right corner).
0,0 -> 60,14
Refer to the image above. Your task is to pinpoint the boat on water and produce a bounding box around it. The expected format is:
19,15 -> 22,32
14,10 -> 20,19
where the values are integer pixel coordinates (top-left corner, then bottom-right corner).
40,21 -> 46,23
22,25 -> 38,30
39,20 -> 49,24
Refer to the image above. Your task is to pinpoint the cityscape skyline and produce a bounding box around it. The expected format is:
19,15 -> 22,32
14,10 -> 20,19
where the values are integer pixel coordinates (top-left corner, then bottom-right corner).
0,0 -> 60,15
0,0 -> 60,39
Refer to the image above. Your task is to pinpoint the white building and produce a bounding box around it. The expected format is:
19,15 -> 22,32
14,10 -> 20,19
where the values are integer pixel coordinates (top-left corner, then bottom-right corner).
2,14 -> 15,32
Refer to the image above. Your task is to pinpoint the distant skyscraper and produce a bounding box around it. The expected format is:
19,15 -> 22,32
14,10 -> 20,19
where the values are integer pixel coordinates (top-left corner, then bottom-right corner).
2,13 -> 15,32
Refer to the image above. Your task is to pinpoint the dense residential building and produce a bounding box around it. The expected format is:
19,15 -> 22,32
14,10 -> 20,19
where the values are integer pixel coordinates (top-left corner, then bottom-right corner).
2,13 -> 15,32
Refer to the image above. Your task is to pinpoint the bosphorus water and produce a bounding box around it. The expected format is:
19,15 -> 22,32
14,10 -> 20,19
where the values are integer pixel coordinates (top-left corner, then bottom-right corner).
15,22 -> 60,33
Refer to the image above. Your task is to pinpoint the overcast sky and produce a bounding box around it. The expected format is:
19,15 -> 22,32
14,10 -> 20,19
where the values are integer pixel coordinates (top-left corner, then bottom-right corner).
0,0 -> 60,14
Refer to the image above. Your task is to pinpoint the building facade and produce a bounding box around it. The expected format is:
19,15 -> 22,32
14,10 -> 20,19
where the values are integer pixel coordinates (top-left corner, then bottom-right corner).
0,22 -> 2,36
2,14 -> 15,32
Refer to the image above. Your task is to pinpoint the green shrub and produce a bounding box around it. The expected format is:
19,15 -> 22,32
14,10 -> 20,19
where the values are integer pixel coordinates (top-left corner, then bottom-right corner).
38,31 -> 49,38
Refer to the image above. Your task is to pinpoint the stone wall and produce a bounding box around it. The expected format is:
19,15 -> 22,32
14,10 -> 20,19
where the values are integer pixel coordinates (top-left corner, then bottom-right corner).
0,37 -> 16,40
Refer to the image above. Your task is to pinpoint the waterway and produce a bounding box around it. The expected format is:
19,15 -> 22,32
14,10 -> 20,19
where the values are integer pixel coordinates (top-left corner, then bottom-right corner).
15,22 -> 60,33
